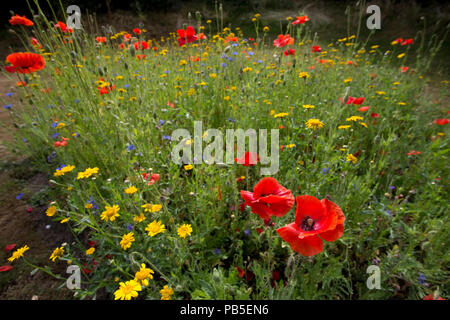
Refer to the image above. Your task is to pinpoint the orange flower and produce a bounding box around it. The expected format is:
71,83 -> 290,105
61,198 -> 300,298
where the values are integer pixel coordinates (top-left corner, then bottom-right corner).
9,15 -> 34,26
4,52 -> 45,74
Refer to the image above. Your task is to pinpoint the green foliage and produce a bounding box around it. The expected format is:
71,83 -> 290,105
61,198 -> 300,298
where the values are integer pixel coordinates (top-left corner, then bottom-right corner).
2,0 -> 448,300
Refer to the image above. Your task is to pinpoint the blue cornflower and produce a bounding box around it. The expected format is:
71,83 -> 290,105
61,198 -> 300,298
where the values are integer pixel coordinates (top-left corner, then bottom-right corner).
88,197 -> 99,210
244,229 -> 250,237
127,224 -> 133,231
3,104 -> 12,110
5,92 -> 14,97
56,164 -> 67,171
322,168 -> 330,175
47,151 -> 57,162
127,144 -> 136,151
52,133 -> 60,139
163,135 -> 171,140
16,193 -> 24,200
418,273 -> 427,285
159,119 -> 165,126
213,248 -> 221,255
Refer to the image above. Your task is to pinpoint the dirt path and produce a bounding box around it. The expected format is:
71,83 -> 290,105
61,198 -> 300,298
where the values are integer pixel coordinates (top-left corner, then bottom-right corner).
0,75 -> 73,300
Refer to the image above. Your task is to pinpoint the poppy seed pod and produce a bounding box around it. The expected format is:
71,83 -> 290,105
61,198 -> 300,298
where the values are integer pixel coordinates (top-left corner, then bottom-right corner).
129,45 -> 136,57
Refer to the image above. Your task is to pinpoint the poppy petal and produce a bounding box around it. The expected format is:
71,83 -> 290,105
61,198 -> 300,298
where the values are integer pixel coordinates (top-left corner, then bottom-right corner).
4,244 -> 16,251
277,224 -> 324,256
0,265 -> 13,272
295,195 -> 324,224
320,223 -> 344,242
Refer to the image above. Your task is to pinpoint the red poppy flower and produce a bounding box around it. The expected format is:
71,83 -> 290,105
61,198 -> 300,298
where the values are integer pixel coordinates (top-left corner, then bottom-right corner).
97,84 -> 115,95
4,244 -> 16,251
134,41 -> 149,50
132,28 -> 141,35
423,294 -> 446,300
343,96 -> 365,105
54,137 -> 69,148
54,21 -> 73,33
284,49 -> 295,56
235,151 -> 259,166
393,37 -> 403,44
312,45 -> 322,53
357,106 -> 370,112
273,34 -> 294,48
407,150 -> 421,156
0,265 -> 13,272
292,15 -> 309,25
96,37 -> 107,43
276,195 -> 345,256
401,66 -> 409,73
177,26 -> 199,46
225,35 -> 238,43
9,15 -> 34,26
123,33 -> 132,42
143,173 -> 160,185
136,54 -> 146,60
240,177 -> 295,219
370,112 -> 379,118
4,52 -> 45,74
433,118 -> 449,125
401,38 -> 413,45
235,266 -> 245,278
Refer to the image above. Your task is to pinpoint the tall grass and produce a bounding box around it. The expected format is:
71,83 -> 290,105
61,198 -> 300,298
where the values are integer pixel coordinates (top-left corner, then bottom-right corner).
0,0 -> 448,300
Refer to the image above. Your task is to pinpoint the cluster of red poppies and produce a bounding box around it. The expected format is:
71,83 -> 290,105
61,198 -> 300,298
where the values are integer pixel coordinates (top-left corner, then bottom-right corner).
240,177 -> 345,256
176,26 -> 206,46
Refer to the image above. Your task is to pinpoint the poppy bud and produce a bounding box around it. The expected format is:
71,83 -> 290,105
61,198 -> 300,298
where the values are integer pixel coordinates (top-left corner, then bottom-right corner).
129,45 -> 136,57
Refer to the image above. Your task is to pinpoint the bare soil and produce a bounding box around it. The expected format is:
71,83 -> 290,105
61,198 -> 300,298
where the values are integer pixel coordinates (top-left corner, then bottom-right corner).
0,76 -> 74,300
